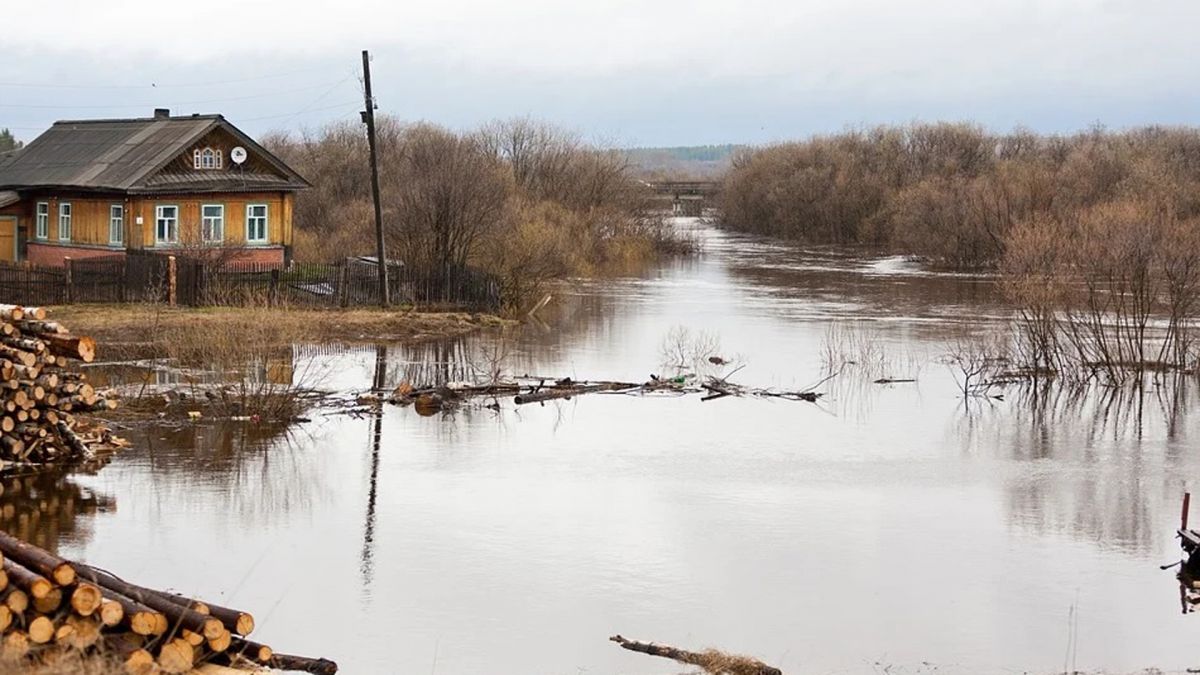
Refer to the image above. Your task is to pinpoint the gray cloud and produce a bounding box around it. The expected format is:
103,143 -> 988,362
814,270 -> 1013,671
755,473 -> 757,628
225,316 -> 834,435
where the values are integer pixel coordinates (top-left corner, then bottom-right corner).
3,0 -> 1198,146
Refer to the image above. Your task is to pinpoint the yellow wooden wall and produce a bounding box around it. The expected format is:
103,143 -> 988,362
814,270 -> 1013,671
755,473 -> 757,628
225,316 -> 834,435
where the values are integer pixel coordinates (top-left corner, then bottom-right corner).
26,196 -> 123,248
128,193 -> 288,249
20,193 -> 291,250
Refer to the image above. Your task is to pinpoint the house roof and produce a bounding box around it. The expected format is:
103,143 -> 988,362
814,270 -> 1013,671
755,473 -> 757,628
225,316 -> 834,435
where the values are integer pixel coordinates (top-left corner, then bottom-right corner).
0,114 -> 309,194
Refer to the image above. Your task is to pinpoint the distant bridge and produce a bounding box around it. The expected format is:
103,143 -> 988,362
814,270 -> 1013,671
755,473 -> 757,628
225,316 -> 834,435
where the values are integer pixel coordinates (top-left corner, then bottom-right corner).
642,180 -> 719,216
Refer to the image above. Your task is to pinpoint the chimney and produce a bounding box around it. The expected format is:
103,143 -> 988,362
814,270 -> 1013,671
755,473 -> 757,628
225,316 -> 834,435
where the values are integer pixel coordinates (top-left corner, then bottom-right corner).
153,108 -> 170,120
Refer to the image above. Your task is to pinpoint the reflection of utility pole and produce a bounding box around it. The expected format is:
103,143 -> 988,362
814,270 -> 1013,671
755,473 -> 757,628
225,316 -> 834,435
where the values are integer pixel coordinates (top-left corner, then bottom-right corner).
360,345 -> 388,590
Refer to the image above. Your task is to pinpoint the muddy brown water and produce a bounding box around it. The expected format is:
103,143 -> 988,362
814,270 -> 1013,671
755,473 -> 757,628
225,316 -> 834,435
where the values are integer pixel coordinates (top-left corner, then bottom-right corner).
15,218 -> 1200,674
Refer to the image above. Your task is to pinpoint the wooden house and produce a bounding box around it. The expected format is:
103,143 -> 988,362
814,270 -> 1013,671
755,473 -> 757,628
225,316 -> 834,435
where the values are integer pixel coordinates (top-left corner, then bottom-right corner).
0,109 -> 309,267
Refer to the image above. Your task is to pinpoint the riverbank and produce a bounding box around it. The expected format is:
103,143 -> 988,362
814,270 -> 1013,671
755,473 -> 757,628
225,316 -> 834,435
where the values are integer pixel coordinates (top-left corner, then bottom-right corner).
50,304 -> 511,359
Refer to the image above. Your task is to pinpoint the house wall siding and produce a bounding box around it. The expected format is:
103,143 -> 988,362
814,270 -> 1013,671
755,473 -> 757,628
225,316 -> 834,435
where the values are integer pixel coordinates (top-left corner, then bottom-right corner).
9,190 -> 292,266
130,191 -> 289,249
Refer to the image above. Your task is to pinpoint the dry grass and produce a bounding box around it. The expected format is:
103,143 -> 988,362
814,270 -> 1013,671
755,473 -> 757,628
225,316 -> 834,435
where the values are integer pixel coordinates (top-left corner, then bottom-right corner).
50,304 -> 511,358
9,650 -> 124,674
691,649 -> 781,675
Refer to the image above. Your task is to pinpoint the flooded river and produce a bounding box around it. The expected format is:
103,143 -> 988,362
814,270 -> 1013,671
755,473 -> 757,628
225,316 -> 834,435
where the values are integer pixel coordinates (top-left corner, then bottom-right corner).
24,218 -> 1200,674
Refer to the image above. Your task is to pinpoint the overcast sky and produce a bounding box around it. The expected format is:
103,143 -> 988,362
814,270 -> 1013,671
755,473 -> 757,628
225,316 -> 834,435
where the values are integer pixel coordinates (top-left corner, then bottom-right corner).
3,0 -> 1198,146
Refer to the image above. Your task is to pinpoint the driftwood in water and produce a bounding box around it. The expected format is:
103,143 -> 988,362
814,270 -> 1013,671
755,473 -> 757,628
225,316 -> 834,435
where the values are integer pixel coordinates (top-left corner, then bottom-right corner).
379,371 -> 825,412
513,381 -> 639,404
609,634 -> 783,675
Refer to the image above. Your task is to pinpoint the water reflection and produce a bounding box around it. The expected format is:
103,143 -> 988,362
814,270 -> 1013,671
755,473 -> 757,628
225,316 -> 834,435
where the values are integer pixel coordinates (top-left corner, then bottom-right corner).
942,377 -> 1200,555
25,221 -> 1200,673
360,345 -> 386,591
117,419 -> 328,526
0,470 -> 114,554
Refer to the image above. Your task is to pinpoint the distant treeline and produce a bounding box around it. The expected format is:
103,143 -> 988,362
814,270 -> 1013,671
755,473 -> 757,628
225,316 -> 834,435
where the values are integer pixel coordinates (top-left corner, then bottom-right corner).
627,144 -> 742,162
625,144 -> 742,179
263,117 -> 691,311
719,123 -> 1200,269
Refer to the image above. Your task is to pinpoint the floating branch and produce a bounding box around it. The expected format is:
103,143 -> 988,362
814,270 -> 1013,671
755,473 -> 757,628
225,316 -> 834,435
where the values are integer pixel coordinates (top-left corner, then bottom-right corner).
375,372 -> 824,414
609,634 -> 783,675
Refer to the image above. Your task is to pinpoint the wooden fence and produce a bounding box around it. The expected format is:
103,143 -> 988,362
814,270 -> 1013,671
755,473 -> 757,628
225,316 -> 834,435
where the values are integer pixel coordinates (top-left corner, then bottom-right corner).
0,252 -> 501,311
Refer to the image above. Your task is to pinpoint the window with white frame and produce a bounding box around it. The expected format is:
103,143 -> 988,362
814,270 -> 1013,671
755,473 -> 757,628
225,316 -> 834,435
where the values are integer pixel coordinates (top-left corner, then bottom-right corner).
58,203 -> 71,241
155,205 -> 178,244
246,204 -> 268,243
109,205 -> 124,245
201,204 -> 224,243
35,203 -> 48,239
193,147 -> 222,170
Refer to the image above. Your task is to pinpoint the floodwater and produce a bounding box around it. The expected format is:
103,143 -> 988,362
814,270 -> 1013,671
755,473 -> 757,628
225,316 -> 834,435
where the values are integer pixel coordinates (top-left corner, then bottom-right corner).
19,218 -> 1200,674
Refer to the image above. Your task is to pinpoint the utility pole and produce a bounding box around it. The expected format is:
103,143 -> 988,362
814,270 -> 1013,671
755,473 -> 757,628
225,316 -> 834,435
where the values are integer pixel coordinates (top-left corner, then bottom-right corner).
361,49 -> 390,307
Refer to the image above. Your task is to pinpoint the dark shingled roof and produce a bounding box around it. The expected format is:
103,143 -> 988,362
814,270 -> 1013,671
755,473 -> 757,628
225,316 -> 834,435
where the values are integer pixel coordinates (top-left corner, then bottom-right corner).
0,115 -> 309,193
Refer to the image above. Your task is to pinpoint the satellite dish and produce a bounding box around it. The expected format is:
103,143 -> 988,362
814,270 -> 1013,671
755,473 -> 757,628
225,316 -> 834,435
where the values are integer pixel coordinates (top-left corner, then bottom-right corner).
230,147 -> 248,165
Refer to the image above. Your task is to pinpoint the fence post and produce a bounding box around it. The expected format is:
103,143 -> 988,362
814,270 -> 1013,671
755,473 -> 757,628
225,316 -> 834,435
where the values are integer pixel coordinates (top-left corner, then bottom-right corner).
338,262 -> 350,308
269,268 -> 280,307
167,255 -> 177,307
64,257 -> 74,305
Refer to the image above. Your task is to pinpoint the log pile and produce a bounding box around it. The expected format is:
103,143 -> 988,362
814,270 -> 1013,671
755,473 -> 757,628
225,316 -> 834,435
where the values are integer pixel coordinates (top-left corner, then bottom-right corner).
0,528 -> 336,674
0,304 -> 123,468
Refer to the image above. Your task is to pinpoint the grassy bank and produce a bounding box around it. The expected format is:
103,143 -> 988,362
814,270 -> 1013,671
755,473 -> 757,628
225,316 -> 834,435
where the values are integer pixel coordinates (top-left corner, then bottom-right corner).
53,304 -> 509,359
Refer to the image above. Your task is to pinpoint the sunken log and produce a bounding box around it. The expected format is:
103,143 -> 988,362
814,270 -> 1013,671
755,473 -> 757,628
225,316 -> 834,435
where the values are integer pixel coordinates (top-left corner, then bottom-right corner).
609,634 -> 783,675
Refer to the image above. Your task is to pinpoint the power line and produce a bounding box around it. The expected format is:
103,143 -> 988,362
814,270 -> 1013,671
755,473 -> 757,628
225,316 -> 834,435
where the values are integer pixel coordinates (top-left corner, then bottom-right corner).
0,65 -> 351,90
0,80 -> 357,110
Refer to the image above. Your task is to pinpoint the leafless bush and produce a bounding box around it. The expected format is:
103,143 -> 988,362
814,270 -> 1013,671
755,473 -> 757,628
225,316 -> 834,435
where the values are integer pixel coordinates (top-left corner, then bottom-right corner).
720,123 -> 1200,269
145,305 -> 328,420
659,326 -> 722,374
267,116 -> 692,311
943,331 -> 1011,398
1003,200 -> 1200,380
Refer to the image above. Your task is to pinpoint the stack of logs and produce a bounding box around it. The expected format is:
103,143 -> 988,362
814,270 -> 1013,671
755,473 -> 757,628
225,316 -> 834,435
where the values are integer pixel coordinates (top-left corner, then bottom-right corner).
0,304 -> 122,467
0,529 -> 336,673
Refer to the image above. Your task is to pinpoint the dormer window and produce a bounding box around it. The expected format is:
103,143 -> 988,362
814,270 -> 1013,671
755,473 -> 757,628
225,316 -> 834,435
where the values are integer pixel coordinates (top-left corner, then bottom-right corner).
193,147 -> 222,170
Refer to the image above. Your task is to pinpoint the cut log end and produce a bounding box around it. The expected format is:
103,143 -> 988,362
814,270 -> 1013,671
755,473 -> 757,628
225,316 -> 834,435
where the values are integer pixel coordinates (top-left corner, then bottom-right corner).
157,637 -> 195,674
235,612 -> 255,636
124,648 -> 155,675
207,627 -> 232,653
129,610 -> 159,636
52,562 -> 75,586
27,615 -> 54,644
70,582 -> 103,616
202,616 -> 225,640
99,598 -> 125,626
